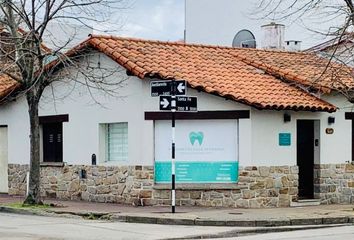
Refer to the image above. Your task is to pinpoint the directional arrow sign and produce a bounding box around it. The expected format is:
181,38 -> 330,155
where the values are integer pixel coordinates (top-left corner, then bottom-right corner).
151,80 -> 187,97
159,96 -> 197,112
177,82 -> 186,94
160,97 -> 170,109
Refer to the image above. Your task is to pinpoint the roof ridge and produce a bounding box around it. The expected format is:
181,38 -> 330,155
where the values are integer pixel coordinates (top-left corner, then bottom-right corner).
89,34 -> 230,49
88,34 -> 313,55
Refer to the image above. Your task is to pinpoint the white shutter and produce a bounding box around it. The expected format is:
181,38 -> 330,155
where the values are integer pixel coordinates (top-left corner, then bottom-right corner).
106,123 -> 128,162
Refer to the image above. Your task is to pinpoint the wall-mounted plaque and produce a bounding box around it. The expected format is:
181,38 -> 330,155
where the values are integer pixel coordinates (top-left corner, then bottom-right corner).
279,133 -> 291,146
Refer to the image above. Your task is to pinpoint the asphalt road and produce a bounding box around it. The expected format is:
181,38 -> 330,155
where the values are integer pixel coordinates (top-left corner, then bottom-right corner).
216,225 -> 354,240
0,212 -> 235,240
1,212 -> 354,240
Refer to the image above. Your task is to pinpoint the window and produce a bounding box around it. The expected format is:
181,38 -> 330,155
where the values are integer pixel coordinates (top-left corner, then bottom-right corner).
42,122 -> 63,163
105,122 -> 128,162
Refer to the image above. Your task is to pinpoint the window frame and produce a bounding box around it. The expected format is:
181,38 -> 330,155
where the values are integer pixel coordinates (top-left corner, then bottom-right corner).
104,122 -> 128,162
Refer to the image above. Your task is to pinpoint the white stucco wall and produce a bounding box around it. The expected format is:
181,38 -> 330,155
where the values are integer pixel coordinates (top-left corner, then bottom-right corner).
0,51 -> 352,168
0,52 -> 252,167
250,93 -> 352,166
184,0 -> 339,49
0,98 -> 31,166
185,0 -> 263,47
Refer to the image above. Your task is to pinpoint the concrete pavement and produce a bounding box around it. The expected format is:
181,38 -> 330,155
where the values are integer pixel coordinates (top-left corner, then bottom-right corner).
1,194 -> 354,227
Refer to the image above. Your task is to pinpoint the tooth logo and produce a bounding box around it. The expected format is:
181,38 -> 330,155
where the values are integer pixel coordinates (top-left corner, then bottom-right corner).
189,132 -> 204,145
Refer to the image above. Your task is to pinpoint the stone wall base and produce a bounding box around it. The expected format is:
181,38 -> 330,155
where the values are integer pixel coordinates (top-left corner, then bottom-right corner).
314,164 -> 354,204
8,164 -> 298,208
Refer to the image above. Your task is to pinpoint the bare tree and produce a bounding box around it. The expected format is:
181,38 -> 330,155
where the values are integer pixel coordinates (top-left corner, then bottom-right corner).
254,0 -> 354,101
0,0 -> 128,204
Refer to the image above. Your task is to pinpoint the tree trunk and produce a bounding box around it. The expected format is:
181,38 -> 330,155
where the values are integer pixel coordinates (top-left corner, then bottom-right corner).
24,91 -> 42,205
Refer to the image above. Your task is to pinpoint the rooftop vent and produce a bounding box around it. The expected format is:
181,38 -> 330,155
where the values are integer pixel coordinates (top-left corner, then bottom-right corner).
285,40 -> 302,52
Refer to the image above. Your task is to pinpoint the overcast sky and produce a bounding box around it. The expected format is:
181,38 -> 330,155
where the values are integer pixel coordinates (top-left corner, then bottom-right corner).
96,0 -> 185,41
92,0 -> 342,49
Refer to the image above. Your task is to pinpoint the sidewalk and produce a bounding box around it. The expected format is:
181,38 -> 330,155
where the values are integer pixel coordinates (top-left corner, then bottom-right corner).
1,194 -> 354,227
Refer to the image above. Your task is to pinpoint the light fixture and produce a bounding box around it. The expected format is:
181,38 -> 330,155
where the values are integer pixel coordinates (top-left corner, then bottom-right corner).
328,116 -> 335,124
284,113 -> 291,123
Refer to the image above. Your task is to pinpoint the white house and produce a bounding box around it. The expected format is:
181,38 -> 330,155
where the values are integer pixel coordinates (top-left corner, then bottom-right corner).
0,35 -> 353,208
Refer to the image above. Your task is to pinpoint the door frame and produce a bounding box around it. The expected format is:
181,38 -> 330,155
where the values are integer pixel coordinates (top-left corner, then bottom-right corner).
296,119 -> 320,199
0,125 -> 8,193
39,114 -> 68,163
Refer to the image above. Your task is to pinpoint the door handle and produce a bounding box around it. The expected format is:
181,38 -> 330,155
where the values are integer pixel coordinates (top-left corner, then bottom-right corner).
315,139 -> 319,146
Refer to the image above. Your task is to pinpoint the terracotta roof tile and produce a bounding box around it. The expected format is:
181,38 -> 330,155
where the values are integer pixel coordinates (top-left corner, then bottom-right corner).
231,48 -> 354,92
0,35 -> 339,112
84,35 -> 336,112
0,74 -> 19,101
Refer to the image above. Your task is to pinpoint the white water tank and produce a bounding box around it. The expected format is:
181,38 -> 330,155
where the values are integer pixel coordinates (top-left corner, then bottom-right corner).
261,22 -> 285,50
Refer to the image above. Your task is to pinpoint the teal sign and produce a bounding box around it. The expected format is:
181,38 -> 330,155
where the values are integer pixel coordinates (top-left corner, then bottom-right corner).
155,161 -> 238,183
279,133 -> 291,146
189,131 -> 204,145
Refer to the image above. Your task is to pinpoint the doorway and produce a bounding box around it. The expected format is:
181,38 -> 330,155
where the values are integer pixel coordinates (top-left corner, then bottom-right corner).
0,126 -> 8,193
297,120 -> 320,199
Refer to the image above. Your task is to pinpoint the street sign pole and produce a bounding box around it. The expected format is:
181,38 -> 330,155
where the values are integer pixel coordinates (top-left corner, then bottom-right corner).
152,79 -> 197,214
171,80 -> 176,214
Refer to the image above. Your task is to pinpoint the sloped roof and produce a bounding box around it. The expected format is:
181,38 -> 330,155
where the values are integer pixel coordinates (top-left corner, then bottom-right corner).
233,47 -> 354,92
305,33 -> 354,53
0,34 -> 340,112
78,35 -> 336,112
0,74 -> 18,100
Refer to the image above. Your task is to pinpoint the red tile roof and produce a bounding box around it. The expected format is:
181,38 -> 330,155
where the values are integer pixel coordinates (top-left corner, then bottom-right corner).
83,35 -> 336,112
0,75 -> 19,101
0,35 -> 342,112
232,48 -> 354,92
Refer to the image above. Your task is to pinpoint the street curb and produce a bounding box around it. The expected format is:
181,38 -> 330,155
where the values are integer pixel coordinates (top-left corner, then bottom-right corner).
1,206 -> 354,227
0,206 -> 82,219
111,214 -> 354,227
0,206 -> 43,216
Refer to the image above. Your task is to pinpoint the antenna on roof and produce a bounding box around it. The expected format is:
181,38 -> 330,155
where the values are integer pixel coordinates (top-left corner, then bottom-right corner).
232,29 -> 256,48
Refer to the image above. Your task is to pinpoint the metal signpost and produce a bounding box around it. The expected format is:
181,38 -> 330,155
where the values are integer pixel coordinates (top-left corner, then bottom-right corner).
170,80 -> 176,213
151,79 -> 197,213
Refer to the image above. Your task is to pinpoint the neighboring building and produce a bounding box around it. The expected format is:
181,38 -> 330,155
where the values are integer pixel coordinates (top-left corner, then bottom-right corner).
305,33 -> 354,66
184,0 -> 262,46
0,35 -> 354,208
185,0 -> 302,51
